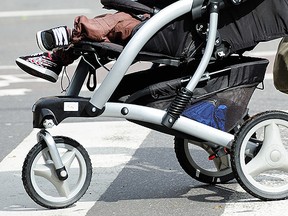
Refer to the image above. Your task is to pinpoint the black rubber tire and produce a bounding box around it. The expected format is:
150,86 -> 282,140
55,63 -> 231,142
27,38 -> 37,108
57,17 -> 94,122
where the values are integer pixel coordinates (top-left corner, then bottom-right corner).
174,137 -> 234,184
22,136 -> 92,209
231,111 -> 288,200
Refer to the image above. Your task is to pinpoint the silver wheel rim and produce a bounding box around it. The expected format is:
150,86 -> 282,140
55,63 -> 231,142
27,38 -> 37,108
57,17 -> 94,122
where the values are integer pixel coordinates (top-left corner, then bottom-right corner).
30,143 -> 87,204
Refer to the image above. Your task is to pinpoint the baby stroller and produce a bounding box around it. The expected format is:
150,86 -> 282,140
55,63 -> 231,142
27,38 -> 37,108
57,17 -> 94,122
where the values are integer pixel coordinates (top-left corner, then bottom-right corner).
21,0 -> 288,209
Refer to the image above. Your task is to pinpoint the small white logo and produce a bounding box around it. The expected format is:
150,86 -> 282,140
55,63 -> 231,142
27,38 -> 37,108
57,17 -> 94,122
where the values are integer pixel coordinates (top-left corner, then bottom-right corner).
64,102 -> 79,111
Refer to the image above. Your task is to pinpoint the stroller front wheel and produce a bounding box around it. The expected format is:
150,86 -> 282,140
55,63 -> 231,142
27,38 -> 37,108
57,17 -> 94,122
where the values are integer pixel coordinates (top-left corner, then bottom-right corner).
22,136 -> 92,209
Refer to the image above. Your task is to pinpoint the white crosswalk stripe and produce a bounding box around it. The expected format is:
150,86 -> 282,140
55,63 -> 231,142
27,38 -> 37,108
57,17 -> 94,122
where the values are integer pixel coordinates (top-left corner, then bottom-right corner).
0,74 -> 45,96
222,189 -> 288,215
0,121 -> 151,215
0,74 -> 45,88
0,88 -> 31,96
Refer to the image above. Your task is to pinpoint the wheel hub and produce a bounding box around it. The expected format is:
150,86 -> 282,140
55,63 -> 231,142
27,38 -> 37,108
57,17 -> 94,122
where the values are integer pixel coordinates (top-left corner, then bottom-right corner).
270,150 -> 281,163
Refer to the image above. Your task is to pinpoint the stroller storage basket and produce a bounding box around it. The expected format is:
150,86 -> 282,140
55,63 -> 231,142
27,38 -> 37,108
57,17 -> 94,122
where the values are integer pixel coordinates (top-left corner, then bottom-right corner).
119,56 -> 268,132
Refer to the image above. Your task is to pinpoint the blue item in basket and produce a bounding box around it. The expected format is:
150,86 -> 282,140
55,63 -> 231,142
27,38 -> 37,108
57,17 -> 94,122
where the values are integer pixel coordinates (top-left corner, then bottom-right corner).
182,100 -> 227,131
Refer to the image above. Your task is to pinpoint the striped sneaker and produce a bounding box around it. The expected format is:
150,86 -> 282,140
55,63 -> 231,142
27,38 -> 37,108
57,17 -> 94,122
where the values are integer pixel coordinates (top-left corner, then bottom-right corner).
15,52 -> 63,82
36,26 -> 71,52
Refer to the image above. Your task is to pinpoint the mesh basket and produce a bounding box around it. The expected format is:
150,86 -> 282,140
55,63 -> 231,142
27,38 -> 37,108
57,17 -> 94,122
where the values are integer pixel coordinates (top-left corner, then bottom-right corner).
182,86 -> 256,132
118,56 -> 268,131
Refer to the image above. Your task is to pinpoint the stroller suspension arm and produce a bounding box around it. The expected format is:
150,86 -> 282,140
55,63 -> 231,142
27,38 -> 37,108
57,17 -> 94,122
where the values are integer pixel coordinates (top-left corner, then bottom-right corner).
162,1 -> 220,128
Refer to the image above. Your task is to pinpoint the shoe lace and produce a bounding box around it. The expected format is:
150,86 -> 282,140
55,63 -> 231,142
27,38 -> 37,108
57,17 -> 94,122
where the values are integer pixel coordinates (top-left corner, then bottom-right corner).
53,27 -> 69,46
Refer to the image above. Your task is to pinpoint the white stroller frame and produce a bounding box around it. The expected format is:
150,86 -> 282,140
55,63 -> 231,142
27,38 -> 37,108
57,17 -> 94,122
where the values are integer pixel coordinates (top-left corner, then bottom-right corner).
67,0 -> 233,146
23,0 -> 288,209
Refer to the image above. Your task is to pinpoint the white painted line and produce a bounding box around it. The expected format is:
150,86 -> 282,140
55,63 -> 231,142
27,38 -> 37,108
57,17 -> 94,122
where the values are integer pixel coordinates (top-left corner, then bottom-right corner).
0,9 -> 92,18
0,121 -> 151,215
0,88 -> 31,96
221,185 -> 288,216
0,75 -> 25,82
0,65 -> 19,70
0,74 -> 46,88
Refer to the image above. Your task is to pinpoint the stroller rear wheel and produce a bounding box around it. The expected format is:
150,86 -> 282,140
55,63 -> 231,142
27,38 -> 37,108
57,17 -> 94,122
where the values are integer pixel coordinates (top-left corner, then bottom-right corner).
231,111 -> 288,200
174,137 -> 234,184
22,136 -> 92,209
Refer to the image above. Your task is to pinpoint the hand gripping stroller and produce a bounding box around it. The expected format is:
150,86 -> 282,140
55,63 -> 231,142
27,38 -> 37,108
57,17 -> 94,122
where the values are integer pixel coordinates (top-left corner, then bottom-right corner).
21,0 -> 288,209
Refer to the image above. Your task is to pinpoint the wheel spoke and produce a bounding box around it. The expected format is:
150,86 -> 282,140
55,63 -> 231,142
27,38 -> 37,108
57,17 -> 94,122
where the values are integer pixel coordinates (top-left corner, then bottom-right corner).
33,149 -> 77,197
61,149 -> 77,170
54,180 -> 71,198
33,163 -> 71,197
245,122 -> 288,177
33,163 -> 55,180
245,151 -> 268,177
263,122 -> 288,172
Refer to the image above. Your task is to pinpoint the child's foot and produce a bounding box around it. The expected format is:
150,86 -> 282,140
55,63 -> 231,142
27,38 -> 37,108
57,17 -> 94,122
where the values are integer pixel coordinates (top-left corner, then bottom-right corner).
36,26 -> 71,52
15,52 -> 63,82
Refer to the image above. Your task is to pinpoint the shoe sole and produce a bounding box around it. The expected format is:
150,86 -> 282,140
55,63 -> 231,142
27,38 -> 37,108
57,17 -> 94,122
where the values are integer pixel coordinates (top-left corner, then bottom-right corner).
36,31 -> 49,52
15,58 -> 58,83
